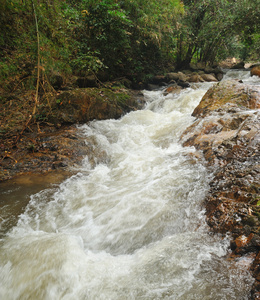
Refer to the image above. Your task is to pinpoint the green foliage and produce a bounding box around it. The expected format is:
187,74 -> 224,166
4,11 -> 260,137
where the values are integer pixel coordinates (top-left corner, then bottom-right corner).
0,0 -> 73,91
64,0 -> 184,77
0,59 -> 18,80
119,0 -> 184,72
80,0 -> 132,74
71,52 -> 107,75
177,0 -> 260,67
0,0 -> 259,93
232,0 -> 260,60
250,33 -> 260,60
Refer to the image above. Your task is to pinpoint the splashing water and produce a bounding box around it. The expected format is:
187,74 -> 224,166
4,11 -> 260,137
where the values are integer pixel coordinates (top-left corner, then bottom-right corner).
0,75 -> 255,299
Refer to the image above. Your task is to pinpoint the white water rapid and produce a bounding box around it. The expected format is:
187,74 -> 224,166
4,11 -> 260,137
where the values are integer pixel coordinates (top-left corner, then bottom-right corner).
1,71 -> 257,299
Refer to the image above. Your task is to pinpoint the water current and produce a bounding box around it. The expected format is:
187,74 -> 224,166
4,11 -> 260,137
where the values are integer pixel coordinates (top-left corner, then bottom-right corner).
0,70 -> 259,299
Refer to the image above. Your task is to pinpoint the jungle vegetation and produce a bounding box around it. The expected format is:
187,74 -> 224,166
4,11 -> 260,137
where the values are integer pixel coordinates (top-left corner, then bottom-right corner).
0,0 -> 259,91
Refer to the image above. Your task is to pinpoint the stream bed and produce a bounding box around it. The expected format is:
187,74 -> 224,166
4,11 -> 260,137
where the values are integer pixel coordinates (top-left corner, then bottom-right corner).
1,70 -> 259,299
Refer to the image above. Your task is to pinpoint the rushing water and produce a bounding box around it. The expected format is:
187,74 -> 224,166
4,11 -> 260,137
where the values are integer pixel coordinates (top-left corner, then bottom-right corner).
0,71 -> 258,300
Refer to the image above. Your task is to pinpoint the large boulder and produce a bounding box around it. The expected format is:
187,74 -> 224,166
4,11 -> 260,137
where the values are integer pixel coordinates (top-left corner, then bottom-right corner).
216,73 -> 224,81
151,75 -> 167,84
166,72 -> 180,82
188,74 -> 205,83
212,67 -> 224,75
166,72 -> 187,82
200,73 -> 218,82
231,61 -> 245,69
192,80 -> 260,117
251,65 -> 260,78
177,72 -> 187,82
204,66 -> 215,74
163,84 -> 182,96
45,88 -> 143,125
219,58 -> 244,69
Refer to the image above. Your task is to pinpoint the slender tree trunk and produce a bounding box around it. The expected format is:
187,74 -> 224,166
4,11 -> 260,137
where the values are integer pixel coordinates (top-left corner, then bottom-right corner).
32,0 -> 40,116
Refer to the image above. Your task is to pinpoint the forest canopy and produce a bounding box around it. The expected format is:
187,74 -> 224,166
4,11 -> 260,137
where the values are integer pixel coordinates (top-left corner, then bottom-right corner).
0,0 -> 259,89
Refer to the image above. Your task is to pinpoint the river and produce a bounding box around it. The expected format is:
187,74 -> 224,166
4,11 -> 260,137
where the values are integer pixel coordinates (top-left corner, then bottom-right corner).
0,70 -> 259,299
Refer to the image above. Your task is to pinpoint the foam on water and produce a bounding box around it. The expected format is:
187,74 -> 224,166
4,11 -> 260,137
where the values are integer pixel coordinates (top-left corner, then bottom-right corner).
223,69 -> 260,85
0,76 -> 255,299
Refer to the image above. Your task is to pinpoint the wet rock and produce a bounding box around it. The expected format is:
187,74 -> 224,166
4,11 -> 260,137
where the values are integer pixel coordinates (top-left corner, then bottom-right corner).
177,80 -> 190,88
204,66 -> 215,74
219,57 -> 238,69
177,72 -> 187,82
231,61 -> 245,69
251,252 -> 260,299
192,80 -> 260,117
165,72 -> 188,84
251,65 -> 260,78
151,75 -> 167,84
166,72 -> 179,82
231,234 -> 255,253
200,73 -> 218,82
147,84 -> 160,91
213,67 -> 224,75
163,84 -> 182,96
45,88 -> 142,125
188,74 -> 205,83
159,82 -> 168,87
181,79 -> 260,294
216,73 -> 224,81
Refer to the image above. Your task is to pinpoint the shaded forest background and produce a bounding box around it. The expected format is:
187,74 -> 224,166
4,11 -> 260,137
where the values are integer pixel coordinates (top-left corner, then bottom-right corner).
0,0 -> 259,181
0,0 -> 259,92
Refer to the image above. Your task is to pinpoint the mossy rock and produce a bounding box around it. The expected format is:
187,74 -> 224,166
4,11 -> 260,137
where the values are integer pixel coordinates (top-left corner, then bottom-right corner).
41,88 -> 142,125
251,65 -> 260,78
192,80 -> 260,117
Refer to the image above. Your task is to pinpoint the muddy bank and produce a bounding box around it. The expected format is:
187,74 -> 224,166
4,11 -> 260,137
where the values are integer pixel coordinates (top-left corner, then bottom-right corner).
181,80 -> 260,299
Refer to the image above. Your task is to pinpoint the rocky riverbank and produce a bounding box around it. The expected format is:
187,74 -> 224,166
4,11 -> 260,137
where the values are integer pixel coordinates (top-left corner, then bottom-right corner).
1,65 -> 260,297
0,62 -> 225,182
181,80 -> 260,299
0,87 -> 144,181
